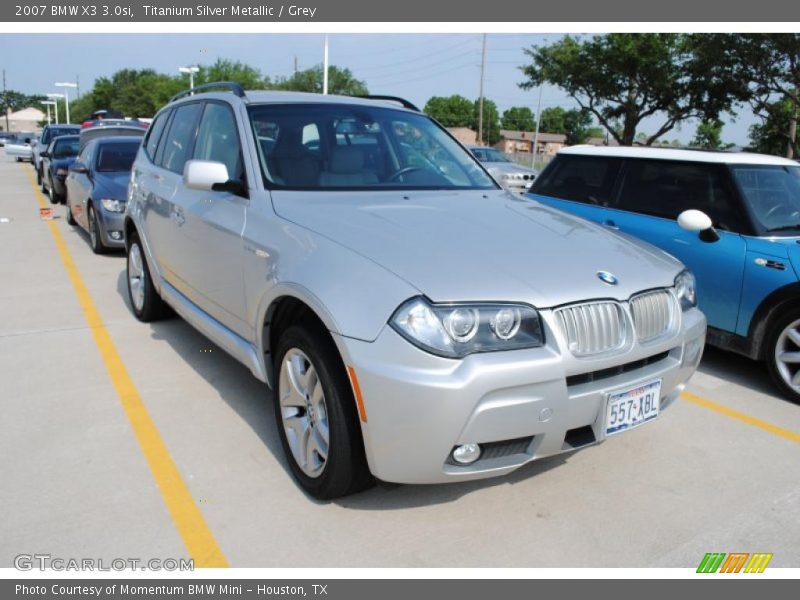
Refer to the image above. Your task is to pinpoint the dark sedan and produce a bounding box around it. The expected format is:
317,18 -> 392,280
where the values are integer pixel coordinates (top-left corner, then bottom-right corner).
41,135 -> 80,204
65,136 -> 140,254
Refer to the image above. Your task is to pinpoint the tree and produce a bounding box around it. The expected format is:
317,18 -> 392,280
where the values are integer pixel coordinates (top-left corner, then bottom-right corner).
538,106 -> 602,145
195,58 -> 269,90
690,119 -> 733,150
473,98 -> 500,145
274,65 -> 367,96
749,98 -> 800,157
424,95 -> 474,128
519,34 -> 736,146
539,107 -> 566,134
501,106 -> 535,131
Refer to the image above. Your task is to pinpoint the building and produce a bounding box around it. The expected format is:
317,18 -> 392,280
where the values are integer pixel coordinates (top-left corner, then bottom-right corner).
496,130 -> 567,157
447,127 -> 478,146
1,107 -> 45,133
585,136 -> 619,147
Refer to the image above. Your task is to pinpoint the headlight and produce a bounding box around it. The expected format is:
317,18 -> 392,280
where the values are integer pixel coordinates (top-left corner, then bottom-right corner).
390,297 -> 544,358
674,270 -> 697,311
100,198 -> 125,213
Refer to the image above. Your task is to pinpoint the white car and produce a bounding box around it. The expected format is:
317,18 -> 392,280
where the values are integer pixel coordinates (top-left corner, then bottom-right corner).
469,146 -> 537,193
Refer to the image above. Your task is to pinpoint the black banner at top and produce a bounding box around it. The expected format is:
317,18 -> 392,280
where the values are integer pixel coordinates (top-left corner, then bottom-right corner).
2,0 -> 800,22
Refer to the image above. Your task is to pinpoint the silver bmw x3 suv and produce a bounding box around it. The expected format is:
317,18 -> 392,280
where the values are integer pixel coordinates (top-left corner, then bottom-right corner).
125,83 -> 706,499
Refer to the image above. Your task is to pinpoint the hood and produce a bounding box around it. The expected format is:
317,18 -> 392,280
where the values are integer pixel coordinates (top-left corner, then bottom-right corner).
92,171 -> 130,201
271,190 -> 683,308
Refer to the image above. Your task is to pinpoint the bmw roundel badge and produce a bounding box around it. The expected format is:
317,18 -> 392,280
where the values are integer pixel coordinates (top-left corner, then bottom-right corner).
597,271 -> 618,285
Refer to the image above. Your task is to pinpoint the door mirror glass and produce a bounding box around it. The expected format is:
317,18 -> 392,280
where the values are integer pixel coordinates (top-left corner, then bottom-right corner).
678,209 -> 720,242
183,159 -> 230,191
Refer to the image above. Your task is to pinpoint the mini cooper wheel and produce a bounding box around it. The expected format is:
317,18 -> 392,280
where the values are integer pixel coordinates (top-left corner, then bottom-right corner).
274,323 -> 373,499
766,308 -> 800,404
87,205 -> 106,254
127,232 -> 168,322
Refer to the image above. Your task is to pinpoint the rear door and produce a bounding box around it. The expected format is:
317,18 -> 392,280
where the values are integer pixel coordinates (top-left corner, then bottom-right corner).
168,100 -> 249,337
608,159 -> 748,332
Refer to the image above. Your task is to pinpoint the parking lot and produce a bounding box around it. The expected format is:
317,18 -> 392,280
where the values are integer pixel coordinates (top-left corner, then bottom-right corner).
1,150 -> 799,569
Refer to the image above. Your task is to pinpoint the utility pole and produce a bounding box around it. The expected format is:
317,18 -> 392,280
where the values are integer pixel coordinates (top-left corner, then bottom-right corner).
477,33 -> 487,145
323,35 -> 329,95
76,74 -> 80,99
294,55 -> 298,74
2,69 -> 8,133
531,84 -> 543,169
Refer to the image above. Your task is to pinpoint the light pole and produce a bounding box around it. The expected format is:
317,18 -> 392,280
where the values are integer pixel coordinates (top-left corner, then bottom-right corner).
179,66 -> 199,90
46,93 -> 63,124
323,35 -> 329,95
41,100 -> 56,125
55,82 -> 77,124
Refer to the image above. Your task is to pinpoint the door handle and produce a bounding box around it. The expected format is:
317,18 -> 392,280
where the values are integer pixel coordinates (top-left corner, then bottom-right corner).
601,219 -> 619,230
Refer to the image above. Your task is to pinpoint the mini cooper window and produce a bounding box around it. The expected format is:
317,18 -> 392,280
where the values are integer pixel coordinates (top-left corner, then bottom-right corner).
731,165 -> 800,233
247,103 -> 497,191
532,155 -> 622,205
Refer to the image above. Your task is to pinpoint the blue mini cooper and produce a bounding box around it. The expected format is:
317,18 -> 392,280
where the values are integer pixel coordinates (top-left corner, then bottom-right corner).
527,146 -> 800,403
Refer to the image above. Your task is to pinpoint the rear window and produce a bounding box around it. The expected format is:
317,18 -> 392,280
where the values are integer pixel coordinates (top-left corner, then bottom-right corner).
531,155 -> 622,205
96,142 -> 140,172
52,137 -> 80,157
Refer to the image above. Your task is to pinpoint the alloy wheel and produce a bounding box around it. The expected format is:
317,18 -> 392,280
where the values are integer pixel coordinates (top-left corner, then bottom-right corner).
128,242 -> 146,312
774,318 -> 800,393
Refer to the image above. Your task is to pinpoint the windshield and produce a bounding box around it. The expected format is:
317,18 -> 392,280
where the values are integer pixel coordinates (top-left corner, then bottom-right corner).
44,127 -> 79,144
53,137 -> 80,158
95,142 -> 139,172
472,147 -> 512,163
248,103 -> 496,191
731,165 -> 800,233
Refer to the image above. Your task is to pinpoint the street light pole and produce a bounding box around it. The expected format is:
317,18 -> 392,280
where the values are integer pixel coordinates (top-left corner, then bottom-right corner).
47,93 -> 63,124
55,82 -> 77,124
179,66 -> 199,90
323,35 -> 329,95
41,101 -> 55,125
531,84 -> 543,169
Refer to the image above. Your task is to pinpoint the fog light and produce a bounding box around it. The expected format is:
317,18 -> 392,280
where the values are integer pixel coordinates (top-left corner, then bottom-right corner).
109,231 -> 122,240
452,443 -> 481,465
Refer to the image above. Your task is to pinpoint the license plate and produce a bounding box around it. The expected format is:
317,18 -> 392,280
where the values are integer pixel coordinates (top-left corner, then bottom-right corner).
605,379 -> 661,436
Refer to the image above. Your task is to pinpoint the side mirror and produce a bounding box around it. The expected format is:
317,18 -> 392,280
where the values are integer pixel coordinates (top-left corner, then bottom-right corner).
184,160 -> 229,191
70,163 -> 88,174
678,209 -> 720,243
40,151 -> 49,158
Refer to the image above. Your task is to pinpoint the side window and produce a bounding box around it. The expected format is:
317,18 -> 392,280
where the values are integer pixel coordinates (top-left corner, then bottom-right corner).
144,108 -> 171,161
193,103 -> 243,181
616,160 -> 743,231
531,156 -> 622,205
158,103 -> 203,174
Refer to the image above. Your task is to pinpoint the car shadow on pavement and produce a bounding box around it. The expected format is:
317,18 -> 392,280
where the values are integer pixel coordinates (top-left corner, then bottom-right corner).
113,269 -> 589,509
64,216 -> 125,257
695,345 -> 780,399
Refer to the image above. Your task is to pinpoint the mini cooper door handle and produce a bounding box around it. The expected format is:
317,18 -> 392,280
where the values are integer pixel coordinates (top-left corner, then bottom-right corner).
602,219 -> 619,230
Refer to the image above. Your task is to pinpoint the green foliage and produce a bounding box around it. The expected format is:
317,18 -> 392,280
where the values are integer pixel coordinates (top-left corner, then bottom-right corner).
748,98 -> 800,157
520,33 -> 737,146
690,119 -> 733,150
538,106 -> 601,145
501,106 -> 535,131
473,98 -> 500,145
423,95 -> 473,127
194,59 -> 269,90
0,89 -> 47,113
274,65 -> 368,96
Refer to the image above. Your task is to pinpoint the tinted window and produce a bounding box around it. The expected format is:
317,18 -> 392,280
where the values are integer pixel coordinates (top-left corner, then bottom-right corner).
144,108 -> 171,160
52,136 -> 80,157
158,103 -> 202,174
96,142 -> 140,172
43,126 -> 79,144
248,103 -> 495,190
532,155 -> 622,205
617,160 -> 742,231
731,165 -> 800,232
193,103 -> 243,180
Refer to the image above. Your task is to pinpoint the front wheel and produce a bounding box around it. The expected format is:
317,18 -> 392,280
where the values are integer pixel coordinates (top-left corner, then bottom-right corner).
126,232 -> 168,322
36,167 -> 42,186
65,204 -> 76,225
274,323 -> 373,499
765,308 -> 800,404
87,205 -> 106,254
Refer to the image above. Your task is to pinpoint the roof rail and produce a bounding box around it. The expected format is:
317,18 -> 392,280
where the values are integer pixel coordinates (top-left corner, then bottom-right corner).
170,81 -> 246,103
356,95 -> 421,112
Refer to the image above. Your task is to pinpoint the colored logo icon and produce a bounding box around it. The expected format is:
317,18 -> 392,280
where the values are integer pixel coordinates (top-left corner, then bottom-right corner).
696,552 -> 773,573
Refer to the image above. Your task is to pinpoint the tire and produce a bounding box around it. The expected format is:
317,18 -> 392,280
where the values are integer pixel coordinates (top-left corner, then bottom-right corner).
87,205 -> 107,254
274,322 -> 373,499
126,232 -> 169,322
47,180 -> 63,205
36,166 -> 42,186
65,203 -> 76,225
765,306 -> 800,404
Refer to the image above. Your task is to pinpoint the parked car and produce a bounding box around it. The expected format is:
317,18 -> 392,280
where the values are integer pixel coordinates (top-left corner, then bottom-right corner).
0,132 -> 16,147
66,136 -> 141,253
79,122 -> 146,152
32,124 -> 80,184
527,145 -> 800,403
468,146 -> 537,194
41,134 -> 80,204
4,133 -> 36,162
124,84 -> 705,499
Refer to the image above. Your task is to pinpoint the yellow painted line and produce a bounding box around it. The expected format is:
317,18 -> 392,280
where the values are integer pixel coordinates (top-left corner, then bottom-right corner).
681,391 -> 800,444
24,168 -> 228,568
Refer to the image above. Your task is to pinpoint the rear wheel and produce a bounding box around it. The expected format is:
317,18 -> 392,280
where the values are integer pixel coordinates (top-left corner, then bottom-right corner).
765,307 -> 800,404
126,232 -> 168,322
274,323 -> 373,499
36,166 -> 42,186
65,203 -> 76,225
47,180 -> 63,205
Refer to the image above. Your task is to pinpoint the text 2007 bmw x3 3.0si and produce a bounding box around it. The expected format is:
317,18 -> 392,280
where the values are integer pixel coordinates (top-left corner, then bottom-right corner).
124,83 -> 706,499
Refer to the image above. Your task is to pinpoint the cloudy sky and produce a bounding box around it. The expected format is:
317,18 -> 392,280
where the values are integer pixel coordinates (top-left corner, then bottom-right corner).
0,33 -> 758,145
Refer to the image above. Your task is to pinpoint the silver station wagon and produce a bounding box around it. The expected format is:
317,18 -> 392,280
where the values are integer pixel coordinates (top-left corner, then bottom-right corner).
124,83 -> 706,499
